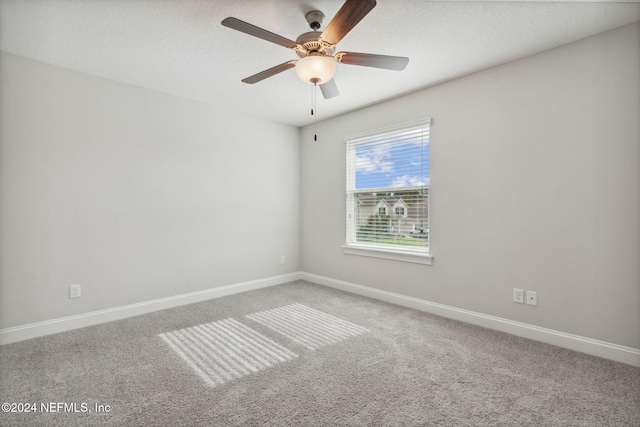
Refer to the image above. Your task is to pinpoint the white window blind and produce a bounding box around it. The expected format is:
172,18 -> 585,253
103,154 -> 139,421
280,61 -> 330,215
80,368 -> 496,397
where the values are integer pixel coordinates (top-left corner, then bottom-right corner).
346,119 -> 430,255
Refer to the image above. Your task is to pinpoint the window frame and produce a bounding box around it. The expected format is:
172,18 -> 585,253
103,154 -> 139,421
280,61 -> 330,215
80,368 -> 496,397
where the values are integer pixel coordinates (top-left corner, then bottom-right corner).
343,119 -> 433,265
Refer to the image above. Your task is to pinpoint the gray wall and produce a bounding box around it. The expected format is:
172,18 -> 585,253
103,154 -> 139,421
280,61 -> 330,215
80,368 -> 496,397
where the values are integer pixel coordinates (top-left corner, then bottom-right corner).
0,53 -> 301,329
300,23 -> 640,349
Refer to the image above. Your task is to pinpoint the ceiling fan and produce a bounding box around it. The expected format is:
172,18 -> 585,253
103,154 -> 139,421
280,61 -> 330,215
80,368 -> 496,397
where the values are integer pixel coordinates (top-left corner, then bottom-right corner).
221,0 -> 409,99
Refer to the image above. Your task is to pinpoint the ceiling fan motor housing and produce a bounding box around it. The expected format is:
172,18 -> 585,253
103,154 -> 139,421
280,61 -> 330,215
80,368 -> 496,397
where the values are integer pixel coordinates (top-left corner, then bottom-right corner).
295,31 -> 335,58
295,11 -> 336,58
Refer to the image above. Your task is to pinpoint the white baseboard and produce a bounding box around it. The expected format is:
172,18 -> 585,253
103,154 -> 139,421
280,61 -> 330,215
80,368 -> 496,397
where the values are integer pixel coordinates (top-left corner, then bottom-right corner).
0,272 -> 303,345
3,271 -> 639,367
300,272 -> 640,367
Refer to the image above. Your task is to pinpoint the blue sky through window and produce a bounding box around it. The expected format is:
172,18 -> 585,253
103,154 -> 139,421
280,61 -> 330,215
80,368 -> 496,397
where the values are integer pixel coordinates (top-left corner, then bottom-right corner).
355,140 -> 430,190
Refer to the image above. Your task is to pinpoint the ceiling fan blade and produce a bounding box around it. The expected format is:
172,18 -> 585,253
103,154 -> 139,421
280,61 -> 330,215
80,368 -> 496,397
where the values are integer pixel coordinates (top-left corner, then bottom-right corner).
242,61 -> 297,84
320,79 -> 339,99
222,17 -> 300,49
336,52 -> 409,71
320,0 -> 377,45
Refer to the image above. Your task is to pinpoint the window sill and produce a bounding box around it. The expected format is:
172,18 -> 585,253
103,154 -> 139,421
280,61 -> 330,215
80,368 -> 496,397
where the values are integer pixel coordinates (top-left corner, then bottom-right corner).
342,244 -> 433,265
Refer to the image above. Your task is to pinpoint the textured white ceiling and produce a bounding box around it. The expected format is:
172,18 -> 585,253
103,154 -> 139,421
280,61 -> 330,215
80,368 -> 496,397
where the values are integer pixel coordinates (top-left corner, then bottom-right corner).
1,0 -> 639,127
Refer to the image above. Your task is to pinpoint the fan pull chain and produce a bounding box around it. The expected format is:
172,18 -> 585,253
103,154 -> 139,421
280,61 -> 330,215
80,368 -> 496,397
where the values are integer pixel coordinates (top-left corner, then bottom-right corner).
311,81 -> 314,117
311,82 -> 318,141
309,78 -> 319,141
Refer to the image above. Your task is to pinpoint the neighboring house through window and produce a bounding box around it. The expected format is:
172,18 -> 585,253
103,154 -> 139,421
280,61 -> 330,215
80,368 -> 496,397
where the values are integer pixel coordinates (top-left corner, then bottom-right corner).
376,200 -> 389,215
345,119 -> 432,264
393,199 -> 408,217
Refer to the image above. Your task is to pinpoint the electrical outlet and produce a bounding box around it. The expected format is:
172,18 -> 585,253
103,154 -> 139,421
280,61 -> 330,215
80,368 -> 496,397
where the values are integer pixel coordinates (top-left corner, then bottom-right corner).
526,291 -> 537,306
69,284 -> 81,299
513,288 -> 524,304
280,256 -> 285,265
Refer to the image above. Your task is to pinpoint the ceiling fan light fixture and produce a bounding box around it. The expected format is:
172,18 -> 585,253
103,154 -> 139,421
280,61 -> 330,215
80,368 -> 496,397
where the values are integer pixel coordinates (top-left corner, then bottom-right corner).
295,55 -> 336,84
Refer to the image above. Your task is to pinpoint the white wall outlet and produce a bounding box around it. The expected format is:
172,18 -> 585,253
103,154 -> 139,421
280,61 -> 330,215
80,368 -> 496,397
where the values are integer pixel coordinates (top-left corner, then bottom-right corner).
280,256 -> 285,265
69,284 -> 81,299
513,288 -> 524,304
526,291 -> 538,306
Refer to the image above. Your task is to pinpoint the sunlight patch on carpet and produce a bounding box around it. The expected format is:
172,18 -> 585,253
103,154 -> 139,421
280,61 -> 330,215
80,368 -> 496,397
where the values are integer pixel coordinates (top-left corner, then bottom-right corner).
159,318 -> 298,387
246,303 -> 369,350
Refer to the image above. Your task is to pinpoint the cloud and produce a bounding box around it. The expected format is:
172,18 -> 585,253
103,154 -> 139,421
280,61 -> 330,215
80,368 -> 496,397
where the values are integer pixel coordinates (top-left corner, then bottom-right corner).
391,175 -> 430,187
355,146 -> 394,174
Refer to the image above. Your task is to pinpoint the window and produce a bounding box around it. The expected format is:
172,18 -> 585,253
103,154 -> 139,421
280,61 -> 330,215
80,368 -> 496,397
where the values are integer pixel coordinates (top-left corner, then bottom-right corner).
345,119 -> 431,264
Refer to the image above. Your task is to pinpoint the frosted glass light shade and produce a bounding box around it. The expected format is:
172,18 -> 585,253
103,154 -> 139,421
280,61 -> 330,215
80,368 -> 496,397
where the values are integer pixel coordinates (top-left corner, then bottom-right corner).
295,55 -> 336,84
